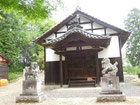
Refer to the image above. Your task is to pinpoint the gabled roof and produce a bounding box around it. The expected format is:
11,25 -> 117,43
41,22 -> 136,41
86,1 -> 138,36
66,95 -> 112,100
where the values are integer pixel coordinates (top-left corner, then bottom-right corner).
0,53 -> 12,63
42,27 -> 111,45
34,9 -> 130,46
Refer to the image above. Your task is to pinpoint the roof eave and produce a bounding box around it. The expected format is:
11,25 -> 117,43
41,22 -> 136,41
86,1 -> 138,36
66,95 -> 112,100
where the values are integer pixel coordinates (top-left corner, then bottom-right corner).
0,53 -> 12,63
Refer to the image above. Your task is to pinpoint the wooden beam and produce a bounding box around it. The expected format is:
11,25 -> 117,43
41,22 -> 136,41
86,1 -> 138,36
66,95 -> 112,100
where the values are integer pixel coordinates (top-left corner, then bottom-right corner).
59,54 -> 63,87
109,33 -> 120,36
66,24 -> 68,31
95,52 -> 100,83
91,21 -> 94,33
55,32 -> 57,38
44,46 -> 47,85
85,27 -> 104,31
78,17 -> 80,24
118,37 -> 124,82
55,48 -> 103,56
56,31 -> 66,34
104,27 -> 107,35
64,56 -> 68,84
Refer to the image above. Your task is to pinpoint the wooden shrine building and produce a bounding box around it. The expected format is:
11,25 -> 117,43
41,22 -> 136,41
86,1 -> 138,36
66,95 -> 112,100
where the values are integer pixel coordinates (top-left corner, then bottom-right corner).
0,53 -> 12,79
34,9 -> 130,87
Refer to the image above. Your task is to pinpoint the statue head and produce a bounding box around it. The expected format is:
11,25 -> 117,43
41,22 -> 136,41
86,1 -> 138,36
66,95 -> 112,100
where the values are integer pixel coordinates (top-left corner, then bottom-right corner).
30,62 -> 38,70
102,58 -> 110,65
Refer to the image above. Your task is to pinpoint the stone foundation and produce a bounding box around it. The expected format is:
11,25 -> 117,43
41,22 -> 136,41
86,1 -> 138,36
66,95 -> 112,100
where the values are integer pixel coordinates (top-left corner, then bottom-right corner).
96,94 -> 126,102
16,93 -> 46,103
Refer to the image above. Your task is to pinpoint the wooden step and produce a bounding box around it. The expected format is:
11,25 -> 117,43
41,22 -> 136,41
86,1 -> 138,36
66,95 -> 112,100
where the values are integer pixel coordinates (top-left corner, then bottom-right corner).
68,79 -> 96,87
69,82 -> 96,87
70,80 -> 96,83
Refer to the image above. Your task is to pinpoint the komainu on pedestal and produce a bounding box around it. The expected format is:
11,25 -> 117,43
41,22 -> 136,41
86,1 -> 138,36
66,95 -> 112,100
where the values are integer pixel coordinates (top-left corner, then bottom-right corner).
97,58 -> 126,102
16,62 -> 45,103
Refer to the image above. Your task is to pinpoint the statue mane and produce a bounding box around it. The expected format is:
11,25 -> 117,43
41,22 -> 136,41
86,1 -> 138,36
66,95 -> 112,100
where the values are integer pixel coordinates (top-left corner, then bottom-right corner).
102,58 -> 118,77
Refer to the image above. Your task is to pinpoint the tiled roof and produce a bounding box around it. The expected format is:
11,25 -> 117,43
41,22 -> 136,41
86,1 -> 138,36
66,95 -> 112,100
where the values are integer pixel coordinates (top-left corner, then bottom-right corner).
42,27 -> 111,45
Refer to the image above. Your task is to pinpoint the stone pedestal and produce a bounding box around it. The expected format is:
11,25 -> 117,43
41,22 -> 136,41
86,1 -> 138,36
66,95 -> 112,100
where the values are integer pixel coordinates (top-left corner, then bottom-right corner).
97,76 -> 126,102
100,76 -> 122,94
16,79 -> 46,103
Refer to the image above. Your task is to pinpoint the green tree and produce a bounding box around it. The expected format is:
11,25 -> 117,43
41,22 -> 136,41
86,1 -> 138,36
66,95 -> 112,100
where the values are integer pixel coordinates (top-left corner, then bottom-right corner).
0,11 -> 56,71
124,8 -> 140,66
0,0 -> 62,21
0,12 -> 27,71
33,20 -> 56,69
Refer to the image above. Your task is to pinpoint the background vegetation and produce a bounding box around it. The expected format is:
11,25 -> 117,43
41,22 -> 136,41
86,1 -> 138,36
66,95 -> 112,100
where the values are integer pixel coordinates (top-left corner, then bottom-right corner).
0,0 -> 61,81
124,8 -> 140,76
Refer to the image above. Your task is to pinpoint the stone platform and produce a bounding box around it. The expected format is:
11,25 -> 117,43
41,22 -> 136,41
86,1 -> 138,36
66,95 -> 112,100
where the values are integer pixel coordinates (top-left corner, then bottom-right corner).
96,94 -> 126,102
16,94 -> 46,103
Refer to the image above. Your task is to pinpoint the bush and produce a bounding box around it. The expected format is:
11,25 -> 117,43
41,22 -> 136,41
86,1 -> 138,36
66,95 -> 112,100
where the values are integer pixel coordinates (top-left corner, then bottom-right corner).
137,72 -> 140,78
123,66 -> 140,76
8,72 -> 22,82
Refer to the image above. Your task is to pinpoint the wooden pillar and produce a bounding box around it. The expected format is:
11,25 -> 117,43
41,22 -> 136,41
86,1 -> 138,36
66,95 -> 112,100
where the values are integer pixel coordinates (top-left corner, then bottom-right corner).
91,21 -> 94,33
64,56 -> 68,84
59,54 -> 63,87
44,46 -> 47,85
104,27 -> 107,35
95,52 -> 100,83
118,36 -> 124,82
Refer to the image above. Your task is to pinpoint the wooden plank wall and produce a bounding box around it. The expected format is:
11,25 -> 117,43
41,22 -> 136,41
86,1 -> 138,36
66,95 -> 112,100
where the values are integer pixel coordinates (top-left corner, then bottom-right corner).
0,61 -> 8,79
45,57 -> 123,84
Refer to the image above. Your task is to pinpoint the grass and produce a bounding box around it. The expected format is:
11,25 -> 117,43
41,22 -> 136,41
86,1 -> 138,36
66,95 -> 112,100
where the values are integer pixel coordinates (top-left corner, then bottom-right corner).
8,72 -> 23,83
123,66 -> 140,75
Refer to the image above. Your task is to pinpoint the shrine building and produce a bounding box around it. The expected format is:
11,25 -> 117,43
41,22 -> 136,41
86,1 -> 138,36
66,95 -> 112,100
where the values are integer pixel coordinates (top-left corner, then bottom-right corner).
34,9 -> 130,87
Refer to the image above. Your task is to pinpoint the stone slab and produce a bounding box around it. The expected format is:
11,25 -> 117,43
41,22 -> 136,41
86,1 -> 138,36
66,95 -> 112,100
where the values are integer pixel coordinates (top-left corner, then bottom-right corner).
96,94 -> 126,102
100,90 -> 122,94
16,94 -> 46,103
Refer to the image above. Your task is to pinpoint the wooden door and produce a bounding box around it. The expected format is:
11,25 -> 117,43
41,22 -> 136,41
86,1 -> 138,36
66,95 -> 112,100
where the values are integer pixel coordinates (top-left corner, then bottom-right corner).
67,55 -> 96,79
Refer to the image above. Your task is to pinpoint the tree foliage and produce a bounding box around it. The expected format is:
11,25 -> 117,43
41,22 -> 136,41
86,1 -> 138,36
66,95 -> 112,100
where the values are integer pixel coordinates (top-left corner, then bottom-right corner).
0,0 -> 62,21
0,11 -> 56,71
124,8 -> 140,66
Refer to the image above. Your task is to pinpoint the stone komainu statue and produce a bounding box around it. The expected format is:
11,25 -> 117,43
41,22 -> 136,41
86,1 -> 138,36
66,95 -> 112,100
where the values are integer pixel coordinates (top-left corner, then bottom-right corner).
101,58 -> 118,76
23,62 -> 40,80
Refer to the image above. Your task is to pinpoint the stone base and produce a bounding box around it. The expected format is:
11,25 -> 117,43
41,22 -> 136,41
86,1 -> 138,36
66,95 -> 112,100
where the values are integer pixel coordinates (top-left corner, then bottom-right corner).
100,90 -> 122,94
16,94 -> 46,103
96,94 -> 126,102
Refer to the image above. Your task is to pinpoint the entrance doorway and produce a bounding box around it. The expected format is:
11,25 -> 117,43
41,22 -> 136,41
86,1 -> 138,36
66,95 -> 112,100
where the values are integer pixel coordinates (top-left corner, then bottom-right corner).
67,55 -> 96,79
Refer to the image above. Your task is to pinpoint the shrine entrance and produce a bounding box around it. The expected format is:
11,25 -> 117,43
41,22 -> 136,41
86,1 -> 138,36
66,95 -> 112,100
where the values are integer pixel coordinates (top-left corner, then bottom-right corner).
65,54 -> 97,87
67,55 -> 96,79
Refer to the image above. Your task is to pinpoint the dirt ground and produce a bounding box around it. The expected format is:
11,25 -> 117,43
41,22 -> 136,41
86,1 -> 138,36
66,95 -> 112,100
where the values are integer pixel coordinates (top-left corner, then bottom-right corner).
1,73 -> 140,105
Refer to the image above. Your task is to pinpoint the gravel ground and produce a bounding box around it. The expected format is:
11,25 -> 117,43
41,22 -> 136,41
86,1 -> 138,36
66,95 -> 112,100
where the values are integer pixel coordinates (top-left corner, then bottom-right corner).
1,73 -> 140,105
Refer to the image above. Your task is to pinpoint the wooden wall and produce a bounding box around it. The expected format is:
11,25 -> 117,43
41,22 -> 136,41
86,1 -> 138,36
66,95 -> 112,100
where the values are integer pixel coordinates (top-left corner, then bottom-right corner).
45,61 -> 60,84
0,61 -> 8,79
45,57 -> 124,84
